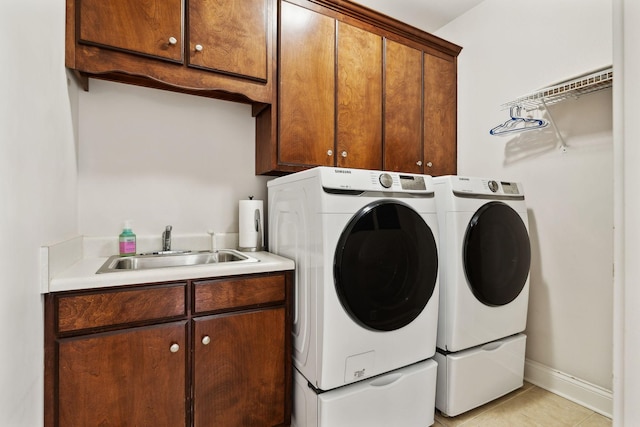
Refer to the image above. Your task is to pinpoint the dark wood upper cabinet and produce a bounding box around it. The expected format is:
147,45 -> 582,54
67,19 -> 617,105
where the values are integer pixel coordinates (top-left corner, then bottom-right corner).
67,0 -> 275,105
336,22 -> 383,170
384,39 -> 424,174
256,0 -> 462,176
188,0 -> 269,81
77,0 -> 184,62
278,2 -> 335,167
424,52 -> 458,177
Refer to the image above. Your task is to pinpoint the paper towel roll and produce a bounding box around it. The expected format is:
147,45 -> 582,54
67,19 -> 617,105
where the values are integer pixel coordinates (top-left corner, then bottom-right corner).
238,198 -> 264,251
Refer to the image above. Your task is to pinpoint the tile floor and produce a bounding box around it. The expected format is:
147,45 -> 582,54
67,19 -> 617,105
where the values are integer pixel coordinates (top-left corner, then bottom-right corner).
434,382 -> 612,427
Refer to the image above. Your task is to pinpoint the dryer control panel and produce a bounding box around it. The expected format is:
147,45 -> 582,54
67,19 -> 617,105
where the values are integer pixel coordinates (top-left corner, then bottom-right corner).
443,176 -> 524,198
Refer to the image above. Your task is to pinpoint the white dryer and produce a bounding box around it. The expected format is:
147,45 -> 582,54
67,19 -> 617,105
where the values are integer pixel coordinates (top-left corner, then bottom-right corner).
433,175 -> 531,416
434,175 -> 531,352
268,167 -> 440,426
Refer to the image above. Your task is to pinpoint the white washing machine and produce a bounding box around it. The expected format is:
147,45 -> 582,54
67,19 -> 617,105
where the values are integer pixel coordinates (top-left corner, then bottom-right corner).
268,167 -> 440,426
433,175 -> 531,417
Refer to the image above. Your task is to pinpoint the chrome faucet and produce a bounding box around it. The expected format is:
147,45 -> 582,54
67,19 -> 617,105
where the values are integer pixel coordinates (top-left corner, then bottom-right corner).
162,225 -> 172,252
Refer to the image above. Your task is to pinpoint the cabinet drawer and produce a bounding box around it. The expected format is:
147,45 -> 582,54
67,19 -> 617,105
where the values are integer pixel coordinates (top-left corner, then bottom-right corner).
194,274 -> 285,313
56,283 -> 187,333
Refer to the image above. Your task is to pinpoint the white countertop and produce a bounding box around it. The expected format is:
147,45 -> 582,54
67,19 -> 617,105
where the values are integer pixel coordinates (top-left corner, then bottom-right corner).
48,251 -> 295,293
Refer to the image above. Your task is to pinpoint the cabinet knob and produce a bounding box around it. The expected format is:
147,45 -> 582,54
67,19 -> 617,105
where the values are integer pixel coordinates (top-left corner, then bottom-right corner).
201,336 -> 211,345
416,160 -> 423,166
169,343 -> 180,353
195,44 -> 203,52
327,150 -> 333,156
168,37 -> 178,45
426,161 -> 433,168
341,151 -> 347,158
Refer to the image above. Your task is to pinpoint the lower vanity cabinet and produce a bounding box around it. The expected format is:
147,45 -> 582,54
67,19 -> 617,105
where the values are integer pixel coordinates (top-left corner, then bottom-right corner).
45,271 -> 293,427
57,321 -> 189,427
193,309 -> 286,426
192,273 -> 291,427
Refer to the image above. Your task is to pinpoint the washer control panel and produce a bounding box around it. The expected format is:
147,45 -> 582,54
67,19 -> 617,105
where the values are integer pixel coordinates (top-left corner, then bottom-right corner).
319,168 -> 431,193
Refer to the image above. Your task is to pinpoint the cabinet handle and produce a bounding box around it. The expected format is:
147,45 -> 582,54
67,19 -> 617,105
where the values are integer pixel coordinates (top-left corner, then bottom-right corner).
416,160 -> 423,166
327,150 -> 333,156
168,37 -> 178,45
341,151 -> 347,158
426,161 -> 433,168
201,336 -> 211,345
195,44 -> 203,52
169,343 -> 180,353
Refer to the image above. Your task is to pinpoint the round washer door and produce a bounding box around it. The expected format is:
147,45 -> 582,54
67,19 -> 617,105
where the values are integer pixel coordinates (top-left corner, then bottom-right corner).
334,200 -> 438,331
463,201 -> 531,306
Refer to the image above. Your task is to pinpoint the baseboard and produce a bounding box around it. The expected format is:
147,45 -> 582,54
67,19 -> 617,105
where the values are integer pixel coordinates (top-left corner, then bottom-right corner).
524,358 -> 612,418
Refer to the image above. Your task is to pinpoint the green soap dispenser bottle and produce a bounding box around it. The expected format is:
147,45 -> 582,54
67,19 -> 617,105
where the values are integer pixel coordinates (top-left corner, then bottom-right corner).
119,220 -> 136,256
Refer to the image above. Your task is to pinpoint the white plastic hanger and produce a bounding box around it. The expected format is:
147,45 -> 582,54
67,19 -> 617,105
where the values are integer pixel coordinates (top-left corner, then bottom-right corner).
490,106 -> 548,135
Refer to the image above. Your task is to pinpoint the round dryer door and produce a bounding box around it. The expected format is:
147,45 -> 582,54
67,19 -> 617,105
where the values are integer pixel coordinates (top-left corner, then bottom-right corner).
464,201 -> 531,306
334,200 -> 438,332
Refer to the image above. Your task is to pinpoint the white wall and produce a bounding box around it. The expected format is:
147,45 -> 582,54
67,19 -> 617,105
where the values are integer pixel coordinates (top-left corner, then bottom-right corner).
437,0 -> 614,397
1,2 -> 78,426
614,0 -> 640,424
77,80 -> 271,240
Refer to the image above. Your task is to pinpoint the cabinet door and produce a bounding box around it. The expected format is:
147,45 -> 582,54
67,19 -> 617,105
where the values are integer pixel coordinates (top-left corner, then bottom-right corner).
336,22 -> 383,170
188,0 -> 269,81
384,40 -> 423,173
193,308 -> 286,427
77,0 -> 183,62
279,2 -> 335,167
58,322 -> 188,427
424,53 -> 457,176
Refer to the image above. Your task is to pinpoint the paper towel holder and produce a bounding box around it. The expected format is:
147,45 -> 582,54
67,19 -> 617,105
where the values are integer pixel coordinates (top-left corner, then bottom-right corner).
238,196 -> 264,252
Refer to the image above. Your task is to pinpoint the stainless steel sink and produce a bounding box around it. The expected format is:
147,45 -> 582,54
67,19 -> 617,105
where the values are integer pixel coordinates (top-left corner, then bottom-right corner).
96,249 -> 258,274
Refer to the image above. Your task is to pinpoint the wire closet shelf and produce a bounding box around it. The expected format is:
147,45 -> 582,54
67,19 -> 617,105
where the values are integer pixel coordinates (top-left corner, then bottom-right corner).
502,66 -> 613,112
490,66 -> 613,151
